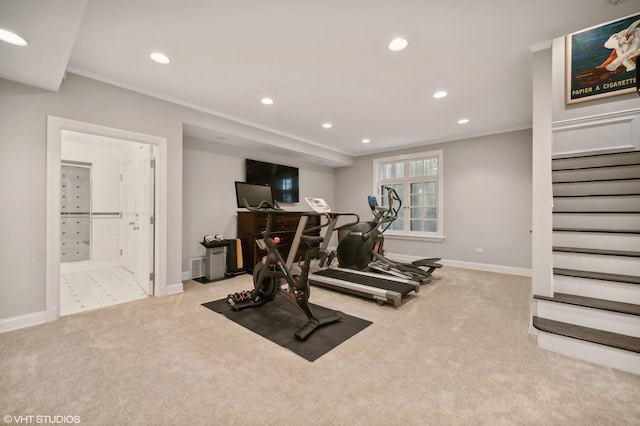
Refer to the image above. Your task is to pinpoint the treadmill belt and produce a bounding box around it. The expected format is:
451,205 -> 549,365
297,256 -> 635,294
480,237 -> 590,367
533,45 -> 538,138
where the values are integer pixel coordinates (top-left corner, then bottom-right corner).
312,269 -> 414,296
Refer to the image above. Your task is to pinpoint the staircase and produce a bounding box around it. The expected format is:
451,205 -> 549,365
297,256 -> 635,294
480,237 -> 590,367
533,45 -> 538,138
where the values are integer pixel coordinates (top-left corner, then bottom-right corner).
532,150 -> 640,375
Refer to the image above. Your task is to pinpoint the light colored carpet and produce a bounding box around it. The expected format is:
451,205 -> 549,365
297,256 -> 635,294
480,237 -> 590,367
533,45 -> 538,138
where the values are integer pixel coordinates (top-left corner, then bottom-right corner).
1,267 -> 639,425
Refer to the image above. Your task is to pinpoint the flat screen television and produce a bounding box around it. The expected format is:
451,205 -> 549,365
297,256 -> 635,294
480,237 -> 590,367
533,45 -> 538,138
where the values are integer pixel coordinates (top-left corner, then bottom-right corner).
234,181 -> 275,209
245,159 -> 299,203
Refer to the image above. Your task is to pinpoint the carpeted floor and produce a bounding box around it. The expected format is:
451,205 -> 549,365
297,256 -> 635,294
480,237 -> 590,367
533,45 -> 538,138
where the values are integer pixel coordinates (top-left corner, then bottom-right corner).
1,267 -> 639,425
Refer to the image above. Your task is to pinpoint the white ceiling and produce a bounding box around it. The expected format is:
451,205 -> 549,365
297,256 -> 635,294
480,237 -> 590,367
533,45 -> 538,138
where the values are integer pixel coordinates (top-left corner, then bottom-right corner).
1,0 -> 639,166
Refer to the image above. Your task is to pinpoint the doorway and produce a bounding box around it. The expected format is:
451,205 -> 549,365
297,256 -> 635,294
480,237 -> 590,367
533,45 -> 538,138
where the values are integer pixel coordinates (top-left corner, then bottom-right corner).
46,117 -> 168,322
58,134 -> 156,315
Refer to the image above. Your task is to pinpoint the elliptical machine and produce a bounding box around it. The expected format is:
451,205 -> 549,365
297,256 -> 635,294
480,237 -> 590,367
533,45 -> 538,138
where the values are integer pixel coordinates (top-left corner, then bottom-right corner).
336,186 -> 442,283
229,198 -> 342,341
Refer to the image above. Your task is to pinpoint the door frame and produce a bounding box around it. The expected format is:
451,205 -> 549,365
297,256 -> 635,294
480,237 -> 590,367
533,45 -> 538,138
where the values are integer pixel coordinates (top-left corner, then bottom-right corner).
46,116 -> 167,322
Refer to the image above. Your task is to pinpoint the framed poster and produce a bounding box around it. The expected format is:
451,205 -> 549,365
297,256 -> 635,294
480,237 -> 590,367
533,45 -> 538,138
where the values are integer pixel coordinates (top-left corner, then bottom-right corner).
566,12 -> 640,105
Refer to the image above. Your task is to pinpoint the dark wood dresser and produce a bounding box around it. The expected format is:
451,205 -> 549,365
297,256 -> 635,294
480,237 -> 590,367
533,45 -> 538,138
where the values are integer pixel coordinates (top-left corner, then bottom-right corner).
237,211 -> 320,272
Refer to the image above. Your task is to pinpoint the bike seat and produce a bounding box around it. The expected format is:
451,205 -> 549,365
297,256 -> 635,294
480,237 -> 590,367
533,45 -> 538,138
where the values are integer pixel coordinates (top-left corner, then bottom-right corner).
300,235 -> 324,248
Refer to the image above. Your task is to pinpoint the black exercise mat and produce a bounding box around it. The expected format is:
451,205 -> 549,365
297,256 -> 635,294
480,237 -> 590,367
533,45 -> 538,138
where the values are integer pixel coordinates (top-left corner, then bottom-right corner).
202,295 -> 372,362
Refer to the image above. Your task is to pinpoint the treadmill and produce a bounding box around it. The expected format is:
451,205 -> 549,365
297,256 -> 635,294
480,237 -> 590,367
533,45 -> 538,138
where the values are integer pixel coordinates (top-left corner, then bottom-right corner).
287,198 -> 420,306
310,267 -> 419,306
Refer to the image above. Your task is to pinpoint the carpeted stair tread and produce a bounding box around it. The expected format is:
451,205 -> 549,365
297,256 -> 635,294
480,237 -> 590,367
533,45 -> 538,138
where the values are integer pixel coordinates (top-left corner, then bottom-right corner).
534,293 -> 640,316
553,268 -> 640,285
532,316 -> 640,353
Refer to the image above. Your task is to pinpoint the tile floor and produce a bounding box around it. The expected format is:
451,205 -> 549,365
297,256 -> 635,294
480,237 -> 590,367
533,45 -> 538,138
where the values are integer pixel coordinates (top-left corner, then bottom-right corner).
60,266 -> 148,316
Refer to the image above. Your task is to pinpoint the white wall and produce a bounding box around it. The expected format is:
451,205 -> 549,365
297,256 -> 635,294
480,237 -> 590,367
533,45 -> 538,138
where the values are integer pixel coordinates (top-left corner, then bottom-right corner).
182,136 -> 337,273
61,137 -> 139,263
336,130 -> 533,271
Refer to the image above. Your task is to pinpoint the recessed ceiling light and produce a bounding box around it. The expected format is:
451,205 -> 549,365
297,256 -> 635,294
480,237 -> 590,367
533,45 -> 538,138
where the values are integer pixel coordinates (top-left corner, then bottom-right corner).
150,52 -> 170,64
457,118 -> 470,124
433,91 -> 448,99
361,139 -> 371,144
0,29 -> 28,46
322,122 -> 333,129
260,97 -> 274,105
388,37 -> 408,52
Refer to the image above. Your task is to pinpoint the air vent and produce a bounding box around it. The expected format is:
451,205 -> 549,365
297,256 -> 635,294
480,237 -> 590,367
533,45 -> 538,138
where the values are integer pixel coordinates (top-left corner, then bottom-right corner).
190,257 -> 206,279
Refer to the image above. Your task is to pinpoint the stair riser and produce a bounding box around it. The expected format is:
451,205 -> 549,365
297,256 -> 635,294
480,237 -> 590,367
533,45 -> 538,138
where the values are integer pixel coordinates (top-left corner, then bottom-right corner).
552,152 -> 640,170
536,332 -> 640,375
553,252 -> 640,276
553,213 -> 640,231
553,179 -> 640,197
553,232 -> 640,252
536,300 -> 640,337
553,274 -> 640,304
552,164 -> 640,182
553,195 -> 640,212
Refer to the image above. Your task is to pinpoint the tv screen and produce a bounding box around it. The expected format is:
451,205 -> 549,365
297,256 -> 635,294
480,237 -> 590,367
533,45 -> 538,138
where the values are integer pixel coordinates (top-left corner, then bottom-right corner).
234,181 -> 275,208
245,159 -> 299,203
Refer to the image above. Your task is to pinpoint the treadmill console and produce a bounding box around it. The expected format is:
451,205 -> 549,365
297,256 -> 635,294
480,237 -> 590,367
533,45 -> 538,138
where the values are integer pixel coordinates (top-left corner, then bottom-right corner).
305,197 -> 332,213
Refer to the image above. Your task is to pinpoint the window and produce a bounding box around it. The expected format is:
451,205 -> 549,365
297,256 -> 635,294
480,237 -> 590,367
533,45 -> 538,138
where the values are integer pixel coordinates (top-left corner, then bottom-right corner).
373,150 -> 443,240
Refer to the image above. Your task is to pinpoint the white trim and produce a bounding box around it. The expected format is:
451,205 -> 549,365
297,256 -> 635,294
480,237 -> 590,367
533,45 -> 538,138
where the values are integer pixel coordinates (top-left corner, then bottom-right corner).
552,108 -> 640,130
0,311 -> 46,333
551,145 -> 635,159
163,282 -> 185,296
46,116 -> 170,323
438,259 -> 531,277
386,252 -> 532,277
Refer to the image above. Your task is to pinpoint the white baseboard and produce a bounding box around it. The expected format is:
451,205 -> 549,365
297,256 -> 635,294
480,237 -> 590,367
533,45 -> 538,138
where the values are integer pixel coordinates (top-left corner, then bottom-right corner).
441,259 -> 532,276
386,253 -> 532,277
161,281 -> 184,296
0,311 -> 46,333
181,270 -> 191,281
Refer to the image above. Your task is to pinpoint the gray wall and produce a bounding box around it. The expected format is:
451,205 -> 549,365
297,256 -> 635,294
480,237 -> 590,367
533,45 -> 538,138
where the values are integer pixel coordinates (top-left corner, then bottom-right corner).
336,130 -> 533,270
181,136 -> 337,273
0,73 -> 187,319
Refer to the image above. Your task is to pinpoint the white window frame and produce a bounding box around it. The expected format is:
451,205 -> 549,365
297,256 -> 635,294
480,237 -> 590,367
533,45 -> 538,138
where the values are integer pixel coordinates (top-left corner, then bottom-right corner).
372,150 -> 444,242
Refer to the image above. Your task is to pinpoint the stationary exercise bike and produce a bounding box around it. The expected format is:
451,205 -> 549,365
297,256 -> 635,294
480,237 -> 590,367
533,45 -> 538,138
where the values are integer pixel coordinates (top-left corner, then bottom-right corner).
228,199 -> 342,341
336,186 -> 442,283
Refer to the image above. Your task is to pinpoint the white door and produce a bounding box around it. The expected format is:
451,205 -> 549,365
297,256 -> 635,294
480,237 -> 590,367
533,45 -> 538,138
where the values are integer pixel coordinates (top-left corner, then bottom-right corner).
119,145 -> 155,295
135,145 -> 155,295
